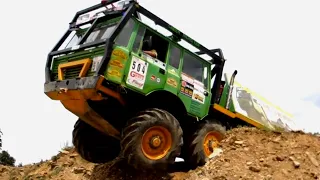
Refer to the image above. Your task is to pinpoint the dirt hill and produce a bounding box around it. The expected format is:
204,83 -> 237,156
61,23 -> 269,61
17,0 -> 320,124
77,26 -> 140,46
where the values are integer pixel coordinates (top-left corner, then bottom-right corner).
1,127 -> 319,180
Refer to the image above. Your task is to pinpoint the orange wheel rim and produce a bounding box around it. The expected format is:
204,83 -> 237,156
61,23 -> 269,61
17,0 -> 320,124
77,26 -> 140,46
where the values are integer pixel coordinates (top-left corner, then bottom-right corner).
141,126 -> 172,160
203,131 -> 222,157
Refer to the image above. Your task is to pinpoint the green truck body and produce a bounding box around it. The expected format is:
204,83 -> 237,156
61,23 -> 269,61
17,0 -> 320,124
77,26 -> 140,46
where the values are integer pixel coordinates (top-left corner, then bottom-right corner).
44,0 -> 296,171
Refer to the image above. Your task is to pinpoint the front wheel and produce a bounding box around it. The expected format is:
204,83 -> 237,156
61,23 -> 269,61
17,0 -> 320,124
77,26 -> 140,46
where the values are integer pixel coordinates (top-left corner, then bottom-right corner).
183,120 -> 226,169
72,119 -> 121,163
120,108 -> 183,170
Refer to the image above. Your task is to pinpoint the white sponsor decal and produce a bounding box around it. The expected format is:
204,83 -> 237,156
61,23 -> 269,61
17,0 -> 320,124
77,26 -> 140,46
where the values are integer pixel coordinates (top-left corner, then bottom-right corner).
126,56 -> 148,89
181,73 -> 194,84
91,56 -> 103,72
193,79 -> 205,93
192,90 -> 205,104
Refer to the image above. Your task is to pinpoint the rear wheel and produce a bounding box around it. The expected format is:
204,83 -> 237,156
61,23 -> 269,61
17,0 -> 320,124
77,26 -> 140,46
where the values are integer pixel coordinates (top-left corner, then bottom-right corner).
183,120 -> 226,169
72,119 -> 120,163
120,108 -> 183,170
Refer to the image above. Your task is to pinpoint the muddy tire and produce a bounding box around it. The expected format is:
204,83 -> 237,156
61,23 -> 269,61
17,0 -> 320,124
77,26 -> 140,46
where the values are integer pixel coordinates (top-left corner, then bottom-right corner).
183,120 -> 226,169
72,119 -> 120,163
120,108 -> 183,170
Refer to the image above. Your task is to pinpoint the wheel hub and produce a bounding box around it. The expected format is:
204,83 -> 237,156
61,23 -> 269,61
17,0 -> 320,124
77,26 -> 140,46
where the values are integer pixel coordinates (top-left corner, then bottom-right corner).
203,131 -> 221,157
208,140 -> 214,152
150,136 -> 161,148
141,126 -> 172,160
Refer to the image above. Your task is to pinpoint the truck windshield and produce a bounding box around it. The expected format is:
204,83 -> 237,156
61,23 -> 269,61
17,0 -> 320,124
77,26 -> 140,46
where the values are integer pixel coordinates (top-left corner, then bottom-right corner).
58,27 -> 88,50
58,17 -> 120,50
84,23 -> 117,44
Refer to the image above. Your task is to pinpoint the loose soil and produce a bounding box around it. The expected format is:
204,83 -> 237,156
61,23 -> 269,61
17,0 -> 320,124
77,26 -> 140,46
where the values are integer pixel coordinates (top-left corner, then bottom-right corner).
1,127 -> 319,180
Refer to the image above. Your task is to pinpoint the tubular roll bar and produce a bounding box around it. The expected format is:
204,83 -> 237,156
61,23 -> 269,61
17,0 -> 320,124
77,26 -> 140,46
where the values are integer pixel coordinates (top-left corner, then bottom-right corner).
45,0 -> 226,104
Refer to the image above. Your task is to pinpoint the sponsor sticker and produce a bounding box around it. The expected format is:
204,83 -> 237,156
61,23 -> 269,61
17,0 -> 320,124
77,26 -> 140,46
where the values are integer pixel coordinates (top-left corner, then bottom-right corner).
166,78 -> 177,87
192,90 -> 205,104
126,56 -> 148,89
112,49 -> 127,60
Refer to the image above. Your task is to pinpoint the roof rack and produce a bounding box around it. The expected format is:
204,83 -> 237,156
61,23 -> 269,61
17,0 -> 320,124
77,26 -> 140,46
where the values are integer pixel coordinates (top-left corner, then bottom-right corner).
67,0 -> 224,65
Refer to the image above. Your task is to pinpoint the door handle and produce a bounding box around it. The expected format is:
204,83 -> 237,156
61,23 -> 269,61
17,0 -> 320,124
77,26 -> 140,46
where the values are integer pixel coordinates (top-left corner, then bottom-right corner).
204,91 -> 209,96
159,68 -> 166,75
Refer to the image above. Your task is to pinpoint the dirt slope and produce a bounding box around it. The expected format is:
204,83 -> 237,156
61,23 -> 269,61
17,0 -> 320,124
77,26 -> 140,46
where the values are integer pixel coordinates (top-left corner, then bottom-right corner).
1,127 -> 319,180
0,148 -> 94,180
176,127 -> 320,180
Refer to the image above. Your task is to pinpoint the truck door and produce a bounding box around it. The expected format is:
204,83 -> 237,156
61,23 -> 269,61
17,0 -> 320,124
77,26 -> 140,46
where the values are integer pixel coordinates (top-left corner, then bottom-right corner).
164,44 -> 182,94
178,51 -> 211,118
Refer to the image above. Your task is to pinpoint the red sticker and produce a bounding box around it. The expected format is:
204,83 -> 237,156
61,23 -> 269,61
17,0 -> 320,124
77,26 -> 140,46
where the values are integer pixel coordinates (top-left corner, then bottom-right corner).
182,81 -> 187,87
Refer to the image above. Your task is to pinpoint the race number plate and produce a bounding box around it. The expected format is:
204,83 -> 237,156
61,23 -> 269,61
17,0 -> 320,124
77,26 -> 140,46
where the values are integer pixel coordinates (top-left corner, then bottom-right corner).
126,56 -> 148,89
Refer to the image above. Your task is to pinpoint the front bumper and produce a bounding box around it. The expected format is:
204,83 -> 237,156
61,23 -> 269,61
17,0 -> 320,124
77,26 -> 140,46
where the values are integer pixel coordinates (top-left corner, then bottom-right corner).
44,76 -> 103,101
43,75 -> 124,139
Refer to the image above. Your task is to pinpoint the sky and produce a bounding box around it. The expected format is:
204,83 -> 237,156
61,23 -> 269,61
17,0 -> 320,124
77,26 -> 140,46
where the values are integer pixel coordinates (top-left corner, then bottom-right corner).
0,0 -> 319,165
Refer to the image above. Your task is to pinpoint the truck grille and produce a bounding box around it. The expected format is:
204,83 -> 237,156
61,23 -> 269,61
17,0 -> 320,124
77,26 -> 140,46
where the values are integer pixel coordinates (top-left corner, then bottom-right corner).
51,58 -> 95,81
64,66 -> 83,79
50,48 -> 105,81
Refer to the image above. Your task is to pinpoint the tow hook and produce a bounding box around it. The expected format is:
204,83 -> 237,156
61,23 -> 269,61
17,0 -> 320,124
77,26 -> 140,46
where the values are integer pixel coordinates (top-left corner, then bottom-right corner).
58,88 -> 68,94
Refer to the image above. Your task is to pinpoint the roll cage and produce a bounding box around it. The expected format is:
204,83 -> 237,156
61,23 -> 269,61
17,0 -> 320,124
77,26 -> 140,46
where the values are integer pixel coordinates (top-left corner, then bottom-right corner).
45,0 -> 226,103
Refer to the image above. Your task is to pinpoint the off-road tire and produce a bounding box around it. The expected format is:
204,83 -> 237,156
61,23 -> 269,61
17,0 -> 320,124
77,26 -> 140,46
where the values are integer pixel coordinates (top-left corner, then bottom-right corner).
183,120 -> 226,169
120,108 -> 183,170
72,119 -> 120,163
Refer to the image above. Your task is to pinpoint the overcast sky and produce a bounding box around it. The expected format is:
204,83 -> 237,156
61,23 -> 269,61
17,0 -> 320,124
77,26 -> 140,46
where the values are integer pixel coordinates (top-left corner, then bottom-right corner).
0,0 -> 319,165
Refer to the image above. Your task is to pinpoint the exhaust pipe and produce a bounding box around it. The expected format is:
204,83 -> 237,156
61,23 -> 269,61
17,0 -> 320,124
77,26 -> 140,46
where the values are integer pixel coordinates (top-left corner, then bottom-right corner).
226,70 -> 238,109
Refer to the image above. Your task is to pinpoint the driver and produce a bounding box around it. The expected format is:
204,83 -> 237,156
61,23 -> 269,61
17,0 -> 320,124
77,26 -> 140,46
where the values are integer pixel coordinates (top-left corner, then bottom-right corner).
142,35 -> 158,58
143,49 -> 158,58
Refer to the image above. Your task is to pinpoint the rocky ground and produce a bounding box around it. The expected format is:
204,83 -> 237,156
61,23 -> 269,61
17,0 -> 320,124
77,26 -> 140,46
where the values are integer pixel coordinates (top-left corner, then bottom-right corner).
0,148 -> 94,180
1,127 -> 319,180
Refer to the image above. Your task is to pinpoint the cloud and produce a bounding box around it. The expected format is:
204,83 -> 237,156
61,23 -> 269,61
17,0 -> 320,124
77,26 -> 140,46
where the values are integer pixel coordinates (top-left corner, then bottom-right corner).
304,93 -> 320,108
291,93 -> 320,133
289,98 -> 320,133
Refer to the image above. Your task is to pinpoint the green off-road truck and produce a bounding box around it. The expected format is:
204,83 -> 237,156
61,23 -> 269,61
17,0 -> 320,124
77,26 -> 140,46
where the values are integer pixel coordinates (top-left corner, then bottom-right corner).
44,0 -> 294,170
